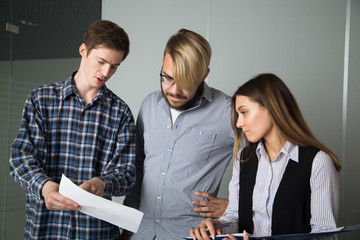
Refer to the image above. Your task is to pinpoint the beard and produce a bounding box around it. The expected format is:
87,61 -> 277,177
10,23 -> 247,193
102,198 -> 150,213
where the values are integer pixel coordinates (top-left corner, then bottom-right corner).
162,82 -> 204,111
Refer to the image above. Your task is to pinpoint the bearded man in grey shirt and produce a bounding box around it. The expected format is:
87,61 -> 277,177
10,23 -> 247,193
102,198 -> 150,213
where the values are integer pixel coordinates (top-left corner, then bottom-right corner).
122,28 -> 235,240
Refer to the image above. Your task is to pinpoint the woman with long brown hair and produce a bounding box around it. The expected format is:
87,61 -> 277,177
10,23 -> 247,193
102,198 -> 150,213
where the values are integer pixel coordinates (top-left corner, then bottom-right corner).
190,73 -> 340,240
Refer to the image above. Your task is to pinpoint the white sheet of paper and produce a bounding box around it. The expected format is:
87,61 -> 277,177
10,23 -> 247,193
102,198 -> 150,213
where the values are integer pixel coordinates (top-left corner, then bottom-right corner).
59,174 -> 143,233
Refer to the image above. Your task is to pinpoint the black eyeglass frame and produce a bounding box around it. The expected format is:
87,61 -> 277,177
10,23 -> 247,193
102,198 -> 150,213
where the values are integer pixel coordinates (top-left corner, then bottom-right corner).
160,66 -> 175,86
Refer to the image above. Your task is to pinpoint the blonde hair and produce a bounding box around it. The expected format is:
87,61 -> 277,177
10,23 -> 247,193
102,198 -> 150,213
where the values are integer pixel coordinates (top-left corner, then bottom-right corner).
164,29 -> 211,90
231,73 -> 341,172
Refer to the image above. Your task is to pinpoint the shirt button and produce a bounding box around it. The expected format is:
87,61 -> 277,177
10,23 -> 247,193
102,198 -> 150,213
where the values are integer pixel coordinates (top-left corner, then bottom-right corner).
167,148 -> 171,152
262,208 -> 266,213
167,125 -> 170,129
156,219 -> 160,224
199,131 -> 204,135
157,196 -> 161,200
161,171 -> 166,176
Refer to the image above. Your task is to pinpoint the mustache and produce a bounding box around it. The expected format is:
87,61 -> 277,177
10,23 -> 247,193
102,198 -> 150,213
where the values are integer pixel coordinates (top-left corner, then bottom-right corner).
166,93 -> 187,99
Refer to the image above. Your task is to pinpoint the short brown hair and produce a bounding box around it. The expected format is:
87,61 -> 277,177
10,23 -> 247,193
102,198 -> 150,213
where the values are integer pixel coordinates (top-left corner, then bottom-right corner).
83,20 -> 130,60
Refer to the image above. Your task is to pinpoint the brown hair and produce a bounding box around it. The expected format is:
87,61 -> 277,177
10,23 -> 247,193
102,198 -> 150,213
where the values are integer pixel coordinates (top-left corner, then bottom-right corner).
164,29 -> 211,90
83,20 -> 130,60
231,73 -> 341,172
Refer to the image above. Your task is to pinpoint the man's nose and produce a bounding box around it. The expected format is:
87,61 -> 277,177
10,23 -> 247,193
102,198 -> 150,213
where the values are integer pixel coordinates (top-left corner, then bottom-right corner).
102,64 -> 111,77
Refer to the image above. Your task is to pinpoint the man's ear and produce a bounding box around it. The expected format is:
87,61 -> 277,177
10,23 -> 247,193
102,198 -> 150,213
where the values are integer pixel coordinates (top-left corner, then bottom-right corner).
79,43 -> 87,57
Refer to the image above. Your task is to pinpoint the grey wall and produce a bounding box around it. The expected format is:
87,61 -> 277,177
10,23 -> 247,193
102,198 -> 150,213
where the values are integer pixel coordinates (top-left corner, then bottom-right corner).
102,0 -> 360,235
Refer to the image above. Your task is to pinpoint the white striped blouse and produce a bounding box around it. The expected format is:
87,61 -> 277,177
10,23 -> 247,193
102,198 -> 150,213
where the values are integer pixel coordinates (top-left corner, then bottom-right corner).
219,141 -> 340,236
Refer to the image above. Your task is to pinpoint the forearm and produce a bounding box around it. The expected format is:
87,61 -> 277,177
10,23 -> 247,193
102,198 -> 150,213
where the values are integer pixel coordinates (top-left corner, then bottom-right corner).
10,151 -> 51,199
9,123 -> 49,199
98,164 -> 136,197
99,112 -> 136,197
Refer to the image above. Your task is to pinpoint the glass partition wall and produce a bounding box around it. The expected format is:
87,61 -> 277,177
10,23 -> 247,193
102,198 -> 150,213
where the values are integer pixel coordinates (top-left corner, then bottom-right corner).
0,1 -> 101,238
0,2 -> 13,237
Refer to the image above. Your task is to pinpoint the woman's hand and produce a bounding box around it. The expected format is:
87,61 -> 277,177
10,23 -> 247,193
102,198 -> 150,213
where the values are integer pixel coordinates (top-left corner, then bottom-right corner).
222,230 -> 249,240
190,218 -> 223,240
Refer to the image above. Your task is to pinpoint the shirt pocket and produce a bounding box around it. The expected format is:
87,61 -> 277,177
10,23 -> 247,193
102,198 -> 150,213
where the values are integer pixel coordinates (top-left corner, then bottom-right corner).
177,127 -> 216,167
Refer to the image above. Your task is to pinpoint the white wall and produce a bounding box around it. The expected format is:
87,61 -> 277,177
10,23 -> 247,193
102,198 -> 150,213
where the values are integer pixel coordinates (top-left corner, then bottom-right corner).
103,0 -> 360,234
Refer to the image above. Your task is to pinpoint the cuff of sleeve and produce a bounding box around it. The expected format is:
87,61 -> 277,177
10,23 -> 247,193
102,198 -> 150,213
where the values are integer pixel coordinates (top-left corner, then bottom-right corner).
98,175 -> 114,198
30,174 -> 52,201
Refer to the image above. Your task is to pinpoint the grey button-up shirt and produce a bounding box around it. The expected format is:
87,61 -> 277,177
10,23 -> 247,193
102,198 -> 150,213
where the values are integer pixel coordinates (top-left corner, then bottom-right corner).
124,83 -> 234,239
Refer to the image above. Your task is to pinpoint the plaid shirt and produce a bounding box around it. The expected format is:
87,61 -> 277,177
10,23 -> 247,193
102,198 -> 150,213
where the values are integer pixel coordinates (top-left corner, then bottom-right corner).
9,73 -> 136,239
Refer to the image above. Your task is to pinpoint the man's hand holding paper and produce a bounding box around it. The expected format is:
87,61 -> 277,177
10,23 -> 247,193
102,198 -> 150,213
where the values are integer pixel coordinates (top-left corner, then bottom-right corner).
79,177 -> 106,197
42,180 -> 81,211
58,174 -> 143,233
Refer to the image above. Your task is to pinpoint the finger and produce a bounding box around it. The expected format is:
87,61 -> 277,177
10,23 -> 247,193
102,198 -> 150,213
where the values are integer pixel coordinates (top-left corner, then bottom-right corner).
189,229 -> 196,240
243,230 -> 249,240
203,222 -> 216,240
198,228 -> 210,240
226,234 -> 237,240
194,206 -> 212,212
79,182 -> 99,195
52,191 -> 75,204
79,178 -> 105,197
194,227 -> 206,240
193,200 -> 212,207
46,193 -> 80,211
195,191 -> 215,200
199,212 -> 219,218
55,193 -> 80,210
79,181 -> 90,191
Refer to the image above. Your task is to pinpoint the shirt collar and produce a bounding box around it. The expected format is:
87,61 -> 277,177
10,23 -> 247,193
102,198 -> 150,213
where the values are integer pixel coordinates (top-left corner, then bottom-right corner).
285,141 -> 299,163
256,140 -> 299,163
62,73 -> 77,99
157,81 -> 213,105
62,72 -> 108,104
201,82 -> 213,102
